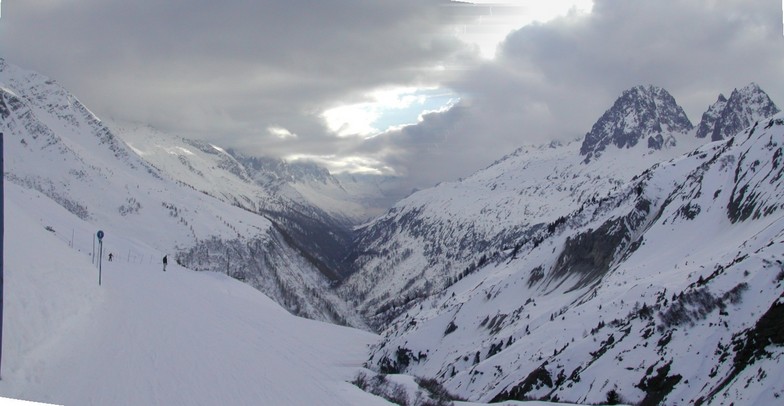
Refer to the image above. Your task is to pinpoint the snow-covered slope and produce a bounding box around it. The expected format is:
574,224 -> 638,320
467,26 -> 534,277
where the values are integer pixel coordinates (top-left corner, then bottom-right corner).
110,121 -> 404,281
0,183 -> 385,406
364,113 -> 784,405
113,121 -> 390,223
0,59 -> 364,327
340,86 -> 708,329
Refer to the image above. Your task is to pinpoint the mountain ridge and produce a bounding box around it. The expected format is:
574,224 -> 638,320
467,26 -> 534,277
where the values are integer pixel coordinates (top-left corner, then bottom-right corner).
364,112 -> 784,404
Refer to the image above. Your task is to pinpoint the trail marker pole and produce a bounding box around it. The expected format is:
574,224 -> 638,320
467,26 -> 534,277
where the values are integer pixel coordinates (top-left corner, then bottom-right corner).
97,230 -> 104,286
1,132 -> 5,379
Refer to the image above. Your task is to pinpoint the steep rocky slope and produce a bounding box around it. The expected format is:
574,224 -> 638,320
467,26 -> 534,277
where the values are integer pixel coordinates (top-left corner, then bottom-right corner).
341,84 -> 779,333
365,113 -> 784,405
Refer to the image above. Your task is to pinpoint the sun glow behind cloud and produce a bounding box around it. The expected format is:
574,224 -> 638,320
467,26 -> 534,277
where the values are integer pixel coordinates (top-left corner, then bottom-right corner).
321,87 -> 459,137
456,0 -> 594,59
286,153 -> 395,175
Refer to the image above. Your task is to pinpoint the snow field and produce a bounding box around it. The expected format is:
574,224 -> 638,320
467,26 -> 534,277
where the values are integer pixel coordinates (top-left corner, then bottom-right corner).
0,185 -> 388,406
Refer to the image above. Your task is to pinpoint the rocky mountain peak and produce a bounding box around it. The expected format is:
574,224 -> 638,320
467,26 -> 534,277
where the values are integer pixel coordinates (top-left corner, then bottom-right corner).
695,82 -> 779,141
580,85 -> 693,162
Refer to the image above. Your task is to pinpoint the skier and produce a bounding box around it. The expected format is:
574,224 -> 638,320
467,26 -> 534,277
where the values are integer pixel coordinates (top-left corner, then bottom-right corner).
163,255 -> 168,272
108,253 -> 113,262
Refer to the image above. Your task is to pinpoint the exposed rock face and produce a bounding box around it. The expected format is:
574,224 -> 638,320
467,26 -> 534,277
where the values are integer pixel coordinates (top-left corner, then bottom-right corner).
695,94 -> 728,140
580,85 -> 693,161
696,83 -> 780,141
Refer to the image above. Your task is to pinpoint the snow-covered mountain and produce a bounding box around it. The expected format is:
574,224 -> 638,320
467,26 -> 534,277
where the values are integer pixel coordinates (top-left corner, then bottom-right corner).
0,59 -> 365,328
110,121 -> 406,282
362,111 -> 784,404
580,85 -> 694,162
340,85 -> 720,330
696,82 -> 780,141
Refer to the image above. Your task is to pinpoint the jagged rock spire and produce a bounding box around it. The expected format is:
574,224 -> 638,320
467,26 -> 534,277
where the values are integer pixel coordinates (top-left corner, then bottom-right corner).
696,83 -> 780,141
580,85 -> 693,162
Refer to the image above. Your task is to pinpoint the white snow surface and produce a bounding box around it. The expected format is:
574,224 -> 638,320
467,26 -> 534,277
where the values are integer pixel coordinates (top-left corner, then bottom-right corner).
0,183 -> 387,406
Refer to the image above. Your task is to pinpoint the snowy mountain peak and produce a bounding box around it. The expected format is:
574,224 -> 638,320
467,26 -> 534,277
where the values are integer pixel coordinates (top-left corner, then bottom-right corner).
695,82 -> 780,141
580,85 -> 693,162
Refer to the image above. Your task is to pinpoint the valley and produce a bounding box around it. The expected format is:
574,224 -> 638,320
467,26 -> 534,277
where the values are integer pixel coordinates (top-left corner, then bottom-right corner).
2,58 -> 783,405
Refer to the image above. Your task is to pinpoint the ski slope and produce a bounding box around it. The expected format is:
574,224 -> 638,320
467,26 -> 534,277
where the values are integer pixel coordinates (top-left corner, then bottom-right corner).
0,183 -> 386,406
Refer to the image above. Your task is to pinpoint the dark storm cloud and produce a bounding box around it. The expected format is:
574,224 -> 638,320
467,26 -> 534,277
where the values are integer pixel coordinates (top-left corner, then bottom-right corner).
0,0 -> 476,152
363,0 -> 784,190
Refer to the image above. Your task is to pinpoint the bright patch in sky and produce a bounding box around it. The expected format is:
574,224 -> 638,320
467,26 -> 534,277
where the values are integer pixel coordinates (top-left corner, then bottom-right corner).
322,87 -> 459,137
268,126 -> 297,139
457,0 -> 594,59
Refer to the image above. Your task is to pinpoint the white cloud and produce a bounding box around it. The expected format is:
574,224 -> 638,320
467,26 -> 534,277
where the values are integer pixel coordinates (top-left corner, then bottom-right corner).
268,126 -> 297,139
454,0 -> 594,59
321,103 -> 381,137
286,154 -> 395,175
359,0 -> 784,191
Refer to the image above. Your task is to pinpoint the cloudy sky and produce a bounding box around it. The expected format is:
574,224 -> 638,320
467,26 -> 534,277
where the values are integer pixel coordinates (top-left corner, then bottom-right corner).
2,0 -> 783,192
